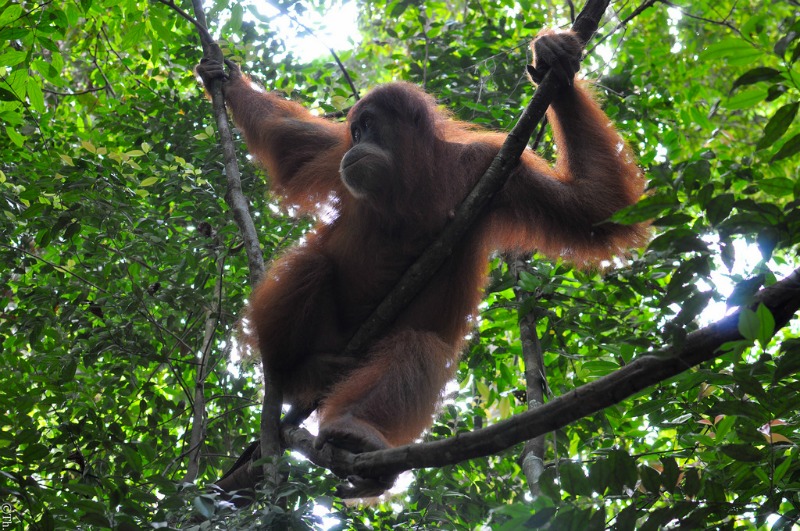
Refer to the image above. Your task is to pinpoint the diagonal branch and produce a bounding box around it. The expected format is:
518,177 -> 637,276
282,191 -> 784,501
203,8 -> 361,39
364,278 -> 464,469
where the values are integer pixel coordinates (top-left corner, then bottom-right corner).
184,0 -> 282,490
161,0 -> 280,490
338,0 -> 612,369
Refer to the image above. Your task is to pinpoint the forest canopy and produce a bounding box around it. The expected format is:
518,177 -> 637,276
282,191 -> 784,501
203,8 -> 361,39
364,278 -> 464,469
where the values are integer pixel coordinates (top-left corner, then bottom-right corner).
1,0 -> 800,529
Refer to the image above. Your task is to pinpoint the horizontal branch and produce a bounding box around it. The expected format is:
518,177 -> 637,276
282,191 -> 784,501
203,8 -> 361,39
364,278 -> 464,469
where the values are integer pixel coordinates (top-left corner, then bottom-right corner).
283,266 -> 800,479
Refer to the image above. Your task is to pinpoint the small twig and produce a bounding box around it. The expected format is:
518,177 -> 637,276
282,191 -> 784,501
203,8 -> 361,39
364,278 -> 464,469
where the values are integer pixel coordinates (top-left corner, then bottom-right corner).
509,257 -> 548,496
155,0 -> 214,45
592,0 -> 657,49
261,0 -> 360,101
182,253 -> 225,483
657,0 -> 743,37
44,85 -> 108,96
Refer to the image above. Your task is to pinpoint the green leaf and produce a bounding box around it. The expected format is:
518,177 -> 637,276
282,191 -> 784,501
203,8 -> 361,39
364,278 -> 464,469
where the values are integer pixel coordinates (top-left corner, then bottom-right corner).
715,401 -> 765,421
720,444 -> 763,462
22,443 -> 50,461
119,23 -> 145,50
0,86 -> 20,101
683,468 -> 701,497
0,3 -> 22,26
771,133 -> 800,162
774,453 -> 793,484
5,125 -> 25,147
0,49 -> 27,67
731,67 -> 781,91
774,24 -> 800,57
714,414 -> 736,440
757,103 -> 798,150
228,3 -> 244,32
609,450 -> 639,491
682,159 -> 710,190
760,177 -> 794,197
26,78 -> 45,114
775,340 -> 800,382
705,193 -> 735,225
611,194 -> 675,224
193,496 -> 215,519
614,505 -> 640,531
560,461 -> 591,496
700,37 -> 764,65
755,303 -> 775,347
639,465 -> 661,493
738,308 -> 760,342
724,87 -> 767,110
661,457 -> 680,493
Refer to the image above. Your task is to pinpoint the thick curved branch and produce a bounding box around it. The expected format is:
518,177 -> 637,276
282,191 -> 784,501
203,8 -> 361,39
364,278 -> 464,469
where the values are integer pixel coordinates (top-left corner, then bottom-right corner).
339,0 -> 611,361
284,266 -> 800,479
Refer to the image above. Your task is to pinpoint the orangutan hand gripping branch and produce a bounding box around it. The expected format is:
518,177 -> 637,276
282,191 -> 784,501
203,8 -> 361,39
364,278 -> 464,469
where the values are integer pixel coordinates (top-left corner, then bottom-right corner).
197,29 -> 646,495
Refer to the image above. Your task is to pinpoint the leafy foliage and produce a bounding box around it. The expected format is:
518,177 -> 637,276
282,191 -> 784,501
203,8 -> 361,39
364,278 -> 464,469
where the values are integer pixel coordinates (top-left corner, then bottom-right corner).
1,0 -> 799,529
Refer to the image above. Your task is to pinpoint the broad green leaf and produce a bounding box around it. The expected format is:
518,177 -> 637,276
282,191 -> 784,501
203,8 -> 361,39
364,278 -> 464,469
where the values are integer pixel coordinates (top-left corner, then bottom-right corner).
5,126 -> 24,147
0,4 -> 22,26
724,87 -> 767,110
700,37 -> 763,64
639,465 -> 661,493
738,307 -> 760,342
774,453 -> 794,484
119,22 -> 146,50
757,102 -> 798,149
25,78 -> 45,114
706,193 -> 735,225
720,444 -> 764,462
229,3 -> 244,32
771,133 -> 800,162
760,177 -> 794,197
755,303 -> 775,347
193,496 -> 215,519
560,461 -> 591,496
0,49 -> 27,67
731,67 -> 781,91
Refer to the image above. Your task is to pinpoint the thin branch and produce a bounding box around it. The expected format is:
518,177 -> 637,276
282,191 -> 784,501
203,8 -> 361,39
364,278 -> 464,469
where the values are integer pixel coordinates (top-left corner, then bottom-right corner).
262,0 -> 360,101
43,85 -> 108,96
156,0 -> 214,46
566,0 -> 576,22
509,257 -> 548,497
182,252 -> 225,483
656,0 -> 745,38
602,0 -> 657,44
